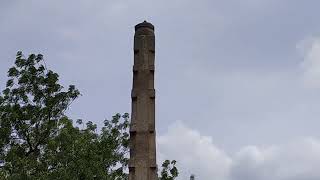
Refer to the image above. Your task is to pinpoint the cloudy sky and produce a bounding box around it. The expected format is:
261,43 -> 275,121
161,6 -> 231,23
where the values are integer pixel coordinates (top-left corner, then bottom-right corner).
1,0 -> 320,179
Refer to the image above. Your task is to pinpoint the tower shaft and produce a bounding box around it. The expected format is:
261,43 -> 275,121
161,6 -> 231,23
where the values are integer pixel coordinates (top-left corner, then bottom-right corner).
129,21 -> 157,180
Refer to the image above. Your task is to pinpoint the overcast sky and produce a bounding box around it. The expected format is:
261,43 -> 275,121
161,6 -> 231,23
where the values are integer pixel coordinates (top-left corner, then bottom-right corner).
1,1 -> 320,179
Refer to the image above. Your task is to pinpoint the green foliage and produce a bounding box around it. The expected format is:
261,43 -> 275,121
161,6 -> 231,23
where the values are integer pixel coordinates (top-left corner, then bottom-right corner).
159,160 -> 179,180
0,52 -> 178,180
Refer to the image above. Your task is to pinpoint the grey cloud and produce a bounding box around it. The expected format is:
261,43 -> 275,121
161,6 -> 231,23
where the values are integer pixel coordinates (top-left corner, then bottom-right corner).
1,1 -> 320,179
300,37 -> 320,87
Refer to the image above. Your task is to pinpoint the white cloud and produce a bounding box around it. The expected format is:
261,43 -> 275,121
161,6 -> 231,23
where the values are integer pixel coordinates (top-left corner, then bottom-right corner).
158,122 -> 320,180
230,137 -> 320,180
157,121 -> 232,180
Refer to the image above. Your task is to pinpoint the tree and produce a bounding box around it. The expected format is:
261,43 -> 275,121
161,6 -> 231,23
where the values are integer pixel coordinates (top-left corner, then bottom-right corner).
159,160 -> 179,180
0,52 -> 178,180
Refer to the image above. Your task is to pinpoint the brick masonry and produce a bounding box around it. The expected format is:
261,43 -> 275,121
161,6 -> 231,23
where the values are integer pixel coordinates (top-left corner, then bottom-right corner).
129,21 -> 157,180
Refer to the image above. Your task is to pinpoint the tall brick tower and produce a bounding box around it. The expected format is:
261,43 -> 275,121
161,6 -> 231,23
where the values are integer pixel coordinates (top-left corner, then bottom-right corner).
129,21 -> 157,180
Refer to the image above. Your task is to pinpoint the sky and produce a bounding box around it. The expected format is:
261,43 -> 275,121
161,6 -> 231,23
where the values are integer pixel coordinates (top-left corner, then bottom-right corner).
1,0 -> 320,179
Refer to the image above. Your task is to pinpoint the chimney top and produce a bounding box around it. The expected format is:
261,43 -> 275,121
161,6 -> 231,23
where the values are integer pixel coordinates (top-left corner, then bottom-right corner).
135,20 -> 154,31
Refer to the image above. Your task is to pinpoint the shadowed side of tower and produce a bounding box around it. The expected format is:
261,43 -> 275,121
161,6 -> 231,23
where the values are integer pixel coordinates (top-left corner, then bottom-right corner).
129,21 -> 157,180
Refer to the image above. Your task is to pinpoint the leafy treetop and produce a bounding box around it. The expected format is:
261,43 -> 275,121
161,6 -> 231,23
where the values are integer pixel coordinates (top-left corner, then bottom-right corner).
0,52 -> 178,180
